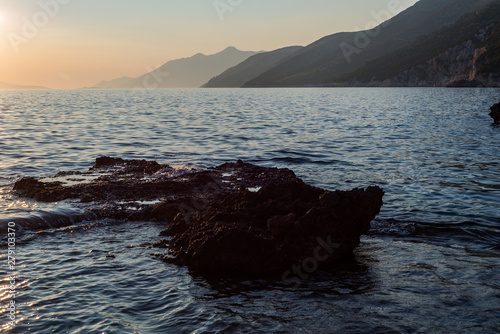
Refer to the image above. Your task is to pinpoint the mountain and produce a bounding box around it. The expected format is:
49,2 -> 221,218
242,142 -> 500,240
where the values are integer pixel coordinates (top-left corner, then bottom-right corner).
329,2 -> 500,87
244,0 -> 497,87
202,46 -> 303,88
94,76 -> 136,89
0,81 -> 48,89
94,47 -> 259,89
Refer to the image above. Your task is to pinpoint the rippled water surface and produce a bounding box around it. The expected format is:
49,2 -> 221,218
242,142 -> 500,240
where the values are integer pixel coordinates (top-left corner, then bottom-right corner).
0,88 -> 499,333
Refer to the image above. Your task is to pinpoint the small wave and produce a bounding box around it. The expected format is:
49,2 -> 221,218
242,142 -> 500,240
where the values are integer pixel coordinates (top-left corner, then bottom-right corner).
266,155 -> 341,165
369,218 -> 417,236
413,220 -> 500,250
0,208 -> 96,241
269,156 -> 314,164
262,149 -> 340,165
370,218 -> 500,250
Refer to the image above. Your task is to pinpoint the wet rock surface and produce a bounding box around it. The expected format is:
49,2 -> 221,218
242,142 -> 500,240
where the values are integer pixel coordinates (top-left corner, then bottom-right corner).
14,157 -> 384,275
490,103 -> 500,124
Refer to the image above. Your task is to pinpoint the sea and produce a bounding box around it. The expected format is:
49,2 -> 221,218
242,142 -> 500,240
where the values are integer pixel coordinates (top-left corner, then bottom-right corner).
0,88 -> 499,333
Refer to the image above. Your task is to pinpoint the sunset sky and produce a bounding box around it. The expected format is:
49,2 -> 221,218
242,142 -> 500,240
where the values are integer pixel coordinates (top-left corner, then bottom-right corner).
0,0 -> 418,89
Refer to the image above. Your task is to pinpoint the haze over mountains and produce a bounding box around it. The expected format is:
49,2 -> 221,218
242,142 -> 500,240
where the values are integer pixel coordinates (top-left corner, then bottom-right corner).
95,0 -> 500,89
0,81 -> 48,90
5,0 -> 498,89
93,47 -> 259,89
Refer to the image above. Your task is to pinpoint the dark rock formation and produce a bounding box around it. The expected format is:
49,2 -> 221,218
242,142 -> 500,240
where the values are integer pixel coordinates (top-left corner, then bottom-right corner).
490,103 -> 500,124
161,181 -> 383,275
13,157 -> 384,275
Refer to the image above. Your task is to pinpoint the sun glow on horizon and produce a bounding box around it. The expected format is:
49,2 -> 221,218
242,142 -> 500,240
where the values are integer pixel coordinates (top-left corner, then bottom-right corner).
0,0 -> 419,89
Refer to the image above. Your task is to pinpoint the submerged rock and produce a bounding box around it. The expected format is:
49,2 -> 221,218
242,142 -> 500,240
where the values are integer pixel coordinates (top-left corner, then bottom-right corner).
13,157 -> 384,275
490,103 -> 500,124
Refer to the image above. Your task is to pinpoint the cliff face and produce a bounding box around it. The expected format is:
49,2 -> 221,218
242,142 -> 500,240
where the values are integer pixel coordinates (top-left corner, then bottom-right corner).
327,3 -> 500,88
378,24 -> 500,87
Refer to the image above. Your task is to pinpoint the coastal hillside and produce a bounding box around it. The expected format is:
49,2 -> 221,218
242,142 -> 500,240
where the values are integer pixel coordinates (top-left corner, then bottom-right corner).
94,47 -> 259,89
329,2 -> 500,87
202,46 -> 303,88
244,0 -> 496,87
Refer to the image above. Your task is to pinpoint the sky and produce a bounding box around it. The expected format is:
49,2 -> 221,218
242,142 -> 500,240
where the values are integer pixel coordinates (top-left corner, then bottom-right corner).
0,0 -> 419,89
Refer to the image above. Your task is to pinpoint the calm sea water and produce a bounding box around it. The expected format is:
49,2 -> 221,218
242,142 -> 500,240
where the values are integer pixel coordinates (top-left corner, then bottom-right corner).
0,88 -> 499,333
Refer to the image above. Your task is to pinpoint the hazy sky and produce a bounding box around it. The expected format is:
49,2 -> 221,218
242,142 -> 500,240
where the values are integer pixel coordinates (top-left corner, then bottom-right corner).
0,0 -> 418,89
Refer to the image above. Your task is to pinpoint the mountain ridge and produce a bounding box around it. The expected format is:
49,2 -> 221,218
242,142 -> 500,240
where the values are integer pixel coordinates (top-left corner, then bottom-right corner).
91,0 -> 500,89
326,3 -> 500,87
244,0 -> 497,87
93,47 -> 260,89
202,46 -> 303,88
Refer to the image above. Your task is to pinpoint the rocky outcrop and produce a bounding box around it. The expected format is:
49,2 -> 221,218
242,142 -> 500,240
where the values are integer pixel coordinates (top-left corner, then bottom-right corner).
13,157 -> 384,275
490,103 -> 500,124
160,181 -> 383,275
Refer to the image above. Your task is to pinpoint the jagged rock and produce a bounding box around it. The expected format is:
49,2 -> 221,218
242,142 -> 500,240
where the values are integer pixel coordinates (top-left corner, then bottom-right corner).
13,157 -> 384,276
161,181 -> 383,275
490,103 -> 500,124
